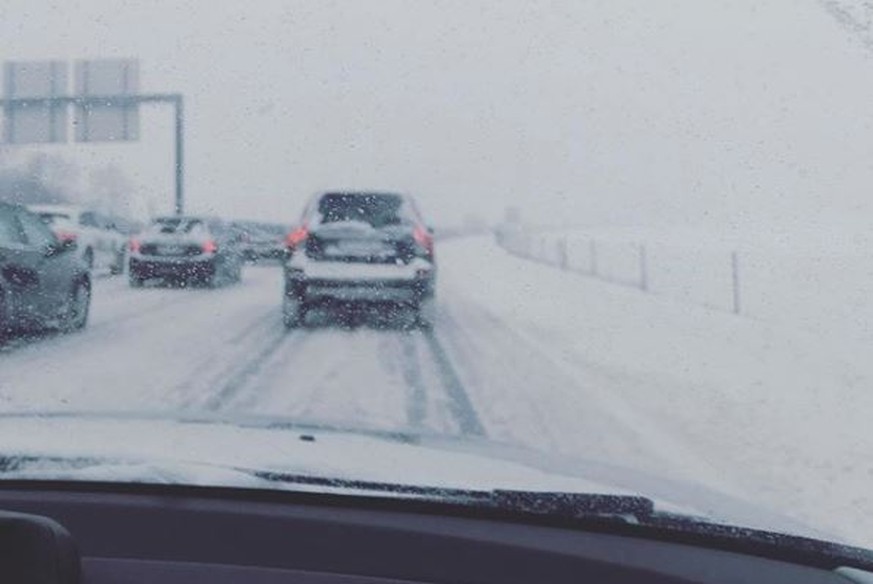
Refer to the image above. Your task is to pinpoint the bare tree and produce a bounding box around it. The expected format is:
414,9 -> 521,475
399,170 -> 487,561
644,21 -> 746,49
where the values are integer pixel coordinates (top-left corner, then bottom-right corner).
0,153 -> 73,206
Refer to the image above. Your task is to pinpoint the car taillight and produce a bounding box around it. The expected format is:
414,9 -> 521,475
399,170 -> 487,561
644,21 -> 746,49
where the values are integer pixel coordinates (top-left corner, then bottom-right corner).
55,230 -> 78,244
203,240 -> 219,254
129,238 -> 140,253
286,225 -> 309,250
413,226 -> 434,257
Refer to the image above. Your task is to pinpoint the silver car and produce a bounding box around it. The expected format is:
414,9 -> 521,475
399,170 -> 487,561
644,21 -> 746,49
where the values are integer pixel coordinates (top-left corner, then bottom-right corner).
283,192 -> 436,329
128,216 -> 244,288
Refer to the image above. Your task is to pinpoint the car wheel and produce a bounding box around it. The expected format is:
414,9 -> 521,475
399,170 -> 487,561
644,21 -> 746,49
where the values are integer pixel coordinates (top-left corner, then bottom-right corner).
110,249 -> 126,275
0,287 -> 11,341
415,297 -> 436,330
129,273 -> 144,288
83,248 -> 94,270
283,294 -> 307,329
61,280 -> 91,332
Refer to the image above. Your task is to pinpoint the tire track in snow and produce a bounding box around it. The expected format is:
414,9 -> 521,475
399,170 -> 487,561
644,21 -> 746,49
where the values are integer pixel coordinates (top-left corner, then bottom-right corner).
200,324 -> 304,411
0,280 -> 214,356
437,286 -> 731,487
168,307 -> 302,410
397,333 -> 427,429
421,330 -> 486,437
433,304 -> 564,448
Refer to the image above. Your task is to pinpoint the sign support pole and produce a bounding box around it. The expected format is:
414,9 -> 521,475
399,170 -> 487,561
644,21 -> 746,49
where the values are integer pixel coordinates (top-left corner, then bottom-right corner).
0,92 -> 185,215
174,95 -> 184,215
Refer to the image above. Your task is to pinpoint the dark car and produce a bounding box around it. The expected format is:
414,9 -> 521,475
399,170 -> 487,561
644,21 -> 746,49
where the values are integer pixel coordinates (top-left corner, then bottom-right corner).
128,216 -> 244,288
283,191 -> 436,329
0,202 -> 91,336
233,221 -> 289,262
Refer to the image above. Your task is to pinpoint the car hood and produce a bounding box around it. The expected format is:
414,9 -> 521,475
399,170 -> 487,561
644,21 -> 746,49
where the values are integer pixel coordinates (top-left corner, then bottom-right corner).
0,410 -> 834,542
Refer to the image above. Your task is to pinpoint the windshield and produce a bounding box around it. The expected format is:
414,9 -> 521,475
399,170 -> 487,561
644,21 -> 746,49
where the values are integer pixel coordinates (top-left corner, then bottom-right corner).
316,193 -> 408,228
1,0 -> 872,552
149,217 -> 204,234
36,212 -> 70,225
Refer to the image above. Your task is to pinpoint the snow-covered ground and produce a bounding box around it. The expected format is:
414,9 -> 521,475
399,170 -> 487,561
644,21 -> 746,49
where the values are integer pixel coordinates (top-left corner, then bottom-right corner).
500,222 -> 873,341
459,234 -> 873,547
3,236 -> 873,548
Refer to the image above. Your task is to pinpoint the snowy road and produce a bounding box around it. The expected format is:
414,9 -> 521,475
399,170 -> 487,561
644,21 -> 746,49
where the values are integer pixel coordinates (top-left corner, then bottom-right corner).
0,237 -> 715,482
0,264 -> 483,439
3,235 -> 873,546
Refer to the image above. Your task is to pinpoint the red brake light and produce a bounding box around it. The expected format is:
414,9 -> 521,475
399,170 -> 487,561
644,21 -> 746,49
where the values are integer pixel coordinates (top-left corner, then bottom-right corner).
413,226 -> 434,256
286,225 -> 309,250
203,240 -> 218,254
129,238 -> 140,253
55,230 -> 78,244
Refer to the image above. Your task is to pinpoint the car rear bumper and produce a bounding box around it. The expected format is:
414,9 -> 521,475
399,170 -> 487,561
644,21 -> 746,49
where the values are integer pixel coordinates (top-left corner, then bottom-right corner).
285,258 -> 435,303
300,279 -> 430,303
130,257 -> 215,279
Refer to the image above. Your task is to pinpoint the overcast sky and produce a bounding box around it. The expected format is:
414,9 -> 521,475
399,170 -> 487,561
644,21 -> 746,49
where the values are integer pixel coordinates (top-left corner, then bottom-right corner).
1,0 -> 873,231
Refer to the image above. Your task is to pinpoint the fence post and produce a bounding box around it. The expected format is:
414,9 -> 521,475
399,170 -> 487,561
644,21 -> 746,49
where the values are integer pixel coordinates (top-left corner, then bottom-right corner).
731,251 -> 741,314
639,243 -> 648,291
590,239 -> 598,276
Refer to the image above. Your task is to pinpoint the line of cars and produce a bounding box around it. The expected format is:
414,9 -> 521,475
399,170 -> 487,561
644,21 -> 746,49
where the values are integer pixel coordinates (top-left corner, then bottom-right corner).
125,191 -> 438,329
127,191 -> 438,329
127,217 -> 294,287
1,191 -> 437,338
123,191 -> 439,328
0,202 -> 257,338
30,205 -> 132,275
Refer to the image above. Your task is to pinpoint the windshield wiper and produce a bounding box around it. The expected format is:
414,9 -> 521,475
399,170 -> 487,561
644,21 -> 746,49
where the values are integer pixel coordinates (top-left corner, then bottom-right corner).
246,468 -> 653,522
237,468 -> 873,570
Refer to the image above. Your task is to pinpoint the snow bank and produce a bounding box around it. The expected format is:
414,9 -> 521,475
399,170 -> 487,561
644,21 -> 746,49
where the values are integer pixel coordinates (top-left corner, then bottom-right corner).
441,235 -> 873,548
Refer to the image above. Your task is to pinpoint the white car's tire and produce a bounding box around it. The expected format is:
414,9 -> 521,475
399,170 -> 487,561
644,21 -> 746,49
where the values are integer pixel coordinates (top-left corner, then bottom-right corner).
82,248 -> 95,270
60,280 -> 91,332
283,295 -> 306,329
110,249 -> 126,275
415,297 -> 436,330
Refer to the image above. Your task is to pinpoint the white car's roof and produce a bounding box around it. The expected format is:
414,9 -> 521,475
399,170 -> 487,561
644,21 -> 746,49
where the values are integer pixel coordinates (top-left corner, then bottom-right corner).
28,204 -> 82,218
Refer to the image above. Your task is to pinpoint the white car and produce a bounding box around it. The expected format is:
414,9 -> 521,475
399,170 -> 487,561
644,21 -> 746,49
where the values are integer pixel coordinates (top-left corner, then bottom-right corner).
29,204 -> 128,274
283,191 -> 437,329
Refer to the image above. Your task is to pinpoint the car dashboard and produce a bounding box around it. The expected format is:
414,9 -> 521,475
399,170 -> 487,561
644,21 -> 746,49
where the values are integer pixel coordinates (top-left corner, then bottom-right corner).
0,481 -> 871,584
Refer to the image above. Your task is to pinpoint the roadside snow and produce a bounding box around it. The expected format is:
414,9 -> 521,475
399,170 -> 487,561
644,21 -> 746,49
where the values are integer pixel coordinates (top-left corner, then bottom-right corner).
438,235 -> 873,548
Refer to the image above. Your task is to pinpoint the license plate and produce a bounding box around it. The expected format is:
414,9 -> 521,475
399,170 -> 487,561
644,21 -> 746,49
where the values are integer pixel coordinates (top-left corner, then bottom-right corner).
158,245 -> 186,255
327,241 -> 392,257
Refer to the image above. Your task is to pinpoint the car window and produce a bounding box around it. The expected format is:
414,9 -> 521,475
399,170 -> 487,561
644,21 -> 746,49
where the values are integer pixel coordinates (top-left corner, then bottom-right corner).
316,193 -> 409,228
149,218 -> 204,235
0,208 -> 25,247
79,211 -> 98,228
17,210 -> 57,249
36,212 -> 70,225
